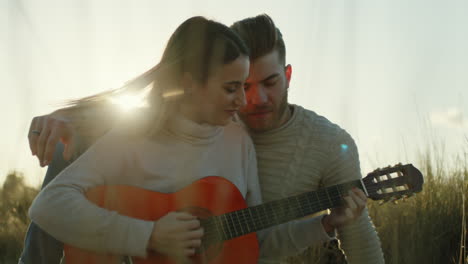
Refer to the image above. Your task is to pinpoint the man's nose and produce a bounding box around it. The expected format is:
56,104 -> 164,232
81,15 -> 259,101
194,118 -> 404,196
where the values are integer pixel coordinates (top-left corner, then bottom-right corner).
249,86 -> 268,105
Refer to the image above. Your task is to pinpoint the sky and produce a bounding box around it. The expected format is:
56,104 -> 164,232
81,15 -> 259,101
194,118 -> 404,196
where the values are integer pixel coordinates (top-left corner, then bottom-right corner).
1,0 -> 467,187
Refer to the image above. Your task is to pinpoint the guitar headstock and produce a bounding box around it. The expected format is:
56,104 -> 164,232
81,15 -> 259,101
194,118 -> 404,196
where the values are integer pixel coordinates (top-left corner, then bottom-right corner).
363,163 -> 424,203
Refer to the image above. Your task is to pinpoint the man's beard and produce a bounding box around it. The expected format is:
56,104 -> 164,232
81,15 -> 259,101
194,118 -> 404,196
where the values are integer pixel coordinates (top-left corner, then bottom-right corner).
240,91 -> 289,133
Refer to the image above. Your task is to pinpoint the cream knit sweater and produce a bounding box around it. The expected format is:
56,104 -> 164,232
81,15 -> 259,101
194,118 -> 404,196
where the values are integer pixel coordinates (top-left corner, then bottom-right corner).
252,105 -> 385,264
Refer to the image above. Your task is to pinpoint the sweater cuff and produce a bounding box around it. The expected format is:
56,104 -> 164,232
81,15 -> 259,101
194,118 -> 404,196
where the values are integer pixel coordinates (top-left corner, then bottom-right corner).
291,216 -> 335,249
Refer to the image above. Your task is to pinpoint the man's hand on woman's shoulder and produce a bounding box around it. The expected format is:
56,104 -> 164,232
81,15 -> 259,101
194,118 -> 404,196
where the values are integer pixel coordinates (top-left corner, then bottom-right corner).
28,112 -> 77,167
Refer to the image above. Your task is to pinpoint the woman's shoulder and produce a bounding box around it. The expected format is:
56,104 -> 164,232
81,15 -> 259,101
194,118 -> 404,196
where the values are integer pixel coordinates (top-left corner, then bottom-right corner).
222,121 -> 254,148
224,120 -> 250,136
90,123 -> 147,153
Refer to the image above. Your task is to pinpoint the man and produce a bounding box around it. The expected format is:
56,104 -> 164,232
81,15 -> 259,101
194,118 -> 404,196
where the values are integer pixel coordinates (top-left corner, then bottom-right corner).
21,14 -> 383,264
231,15 -> 384,263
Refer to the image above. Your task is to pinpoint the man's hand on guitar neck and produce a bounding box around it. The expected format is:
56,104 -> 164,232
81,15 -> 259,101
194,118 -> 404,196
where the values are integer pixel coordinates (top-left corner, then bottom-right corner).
147,211 -> 204,263
322,187 -> 368,233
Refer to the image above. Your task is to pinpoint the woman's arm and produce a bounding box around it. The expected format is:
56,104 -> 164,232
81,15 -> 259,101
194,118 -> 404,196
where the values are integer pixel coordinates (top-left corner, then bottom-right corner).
29,128 -> 205,260
28,129 -> 154,257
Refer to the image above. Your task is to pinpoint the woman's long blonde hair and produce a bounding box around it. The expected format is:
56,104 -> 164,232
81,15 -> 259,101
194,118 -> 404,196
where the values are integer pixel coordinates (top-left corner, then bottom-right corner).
62,16 -> 249,136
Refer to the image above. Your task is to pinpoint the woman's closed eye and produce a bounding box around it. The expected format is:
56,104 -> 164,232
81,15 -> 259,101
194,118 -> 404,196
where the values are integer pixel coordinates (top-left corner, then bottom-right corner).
224,84 -> 240,93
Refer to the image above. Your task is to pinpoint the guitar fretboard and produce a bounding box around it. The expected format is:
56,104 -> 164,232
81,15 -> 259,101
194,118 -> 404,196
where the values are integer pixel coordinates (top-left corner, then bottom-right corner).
203,179 -> 364,241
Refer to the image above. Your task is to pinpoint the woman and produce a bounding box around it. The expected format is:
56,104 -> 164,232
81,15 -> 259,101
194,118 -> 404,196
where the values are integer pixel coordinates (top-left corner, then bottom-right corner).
29,16 -> 260,263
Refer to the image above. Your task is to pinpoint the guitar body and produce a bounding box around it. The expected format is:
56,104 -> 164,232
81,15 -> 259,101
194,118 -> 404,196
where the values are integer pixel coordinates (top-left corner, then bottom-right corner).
64,176 -> 259,264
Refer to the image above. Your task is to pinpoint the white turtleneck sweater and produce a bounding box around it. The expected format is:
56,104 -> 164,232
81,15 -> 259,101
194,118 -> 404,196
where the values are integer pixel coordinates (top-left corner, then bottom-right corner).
29,116 -> 262,258
252,104 -> 385,264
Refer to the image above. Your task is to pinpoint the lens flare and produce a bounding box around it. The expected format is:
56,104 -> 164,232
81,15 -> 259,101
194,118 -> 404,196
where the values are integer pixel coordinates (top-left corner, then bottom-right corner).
111,93 -> 148,111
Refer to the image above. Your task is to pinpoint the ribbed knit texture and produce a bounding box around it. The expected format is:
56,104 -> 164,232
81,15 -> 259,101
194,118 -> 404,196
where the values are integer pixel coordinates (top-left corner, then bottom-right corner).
252,105 -> 385,264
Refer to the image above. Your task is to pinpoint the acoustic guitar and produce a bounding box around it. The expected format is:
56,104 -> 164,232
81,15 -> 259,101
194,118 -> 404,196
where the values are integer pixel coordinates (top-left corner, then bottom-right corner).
64,163 -> 423,264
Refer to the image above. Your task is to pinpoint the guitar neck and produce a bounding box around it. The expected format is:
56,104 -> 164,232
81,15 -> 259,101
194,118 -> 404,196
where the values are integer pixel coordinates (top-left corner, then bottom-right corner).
208,179 -> 364,241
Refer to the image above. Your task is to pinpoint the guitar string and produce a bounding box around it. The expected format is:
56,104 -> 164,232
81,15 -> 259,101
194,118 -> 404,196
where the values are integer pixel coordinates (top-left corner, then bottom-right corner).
202,169 -> 410,240
206,182 -> 408,241
184,175 -> 411,241
203,187 -> 345,240
213,183 -> 408,241
203,191 -> 343,241
201,182 -> 411,241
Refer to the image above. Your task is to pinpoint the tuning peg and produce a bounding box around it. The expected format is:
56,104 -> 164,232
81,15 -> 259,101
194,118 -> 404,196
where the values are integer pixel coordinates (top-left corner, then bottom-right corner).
379,196 -> 392,205
388,196 -> 398,203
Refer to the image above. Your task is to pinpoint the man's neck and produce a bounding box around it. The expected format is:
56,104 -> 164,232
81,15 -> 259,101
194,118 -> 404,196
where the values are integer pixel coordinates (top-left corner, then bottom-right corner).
276,104 -> 293,129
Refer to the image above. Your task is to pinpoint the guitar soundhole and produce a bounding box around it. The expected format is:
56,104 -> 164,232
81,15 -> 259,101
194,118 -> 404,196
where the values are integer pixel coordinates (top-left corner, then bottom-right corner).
179,206 -> 223,263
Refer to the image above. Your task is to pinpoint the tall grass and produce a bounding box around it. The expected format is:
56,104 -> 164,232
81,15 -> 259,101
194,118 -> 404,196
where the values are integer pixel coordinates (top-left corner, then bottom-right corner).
286,150 -> 467,264
0,172 -> 38,264
0,154 -> 466,263
368,152 -> 467,264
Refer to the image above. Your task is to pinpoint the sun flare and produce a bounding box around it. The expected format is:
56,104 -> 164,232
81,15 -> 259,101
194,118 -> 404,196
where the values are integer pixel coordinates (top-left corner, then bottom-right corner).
109,84 -> 151,111
110,93 -> 148,112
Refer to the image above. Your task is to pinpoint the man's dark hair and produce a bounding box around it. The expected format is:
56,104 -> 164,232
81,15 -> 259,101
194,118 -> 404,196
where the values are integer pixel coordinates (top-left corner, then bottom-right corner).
231,14 -> 286,64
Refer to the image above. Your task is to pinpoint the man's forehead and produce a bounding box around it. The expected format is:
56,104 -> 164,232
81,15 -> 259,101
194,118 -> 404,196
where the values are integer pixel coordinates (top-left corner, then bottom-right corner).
247,52 -> 282,82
